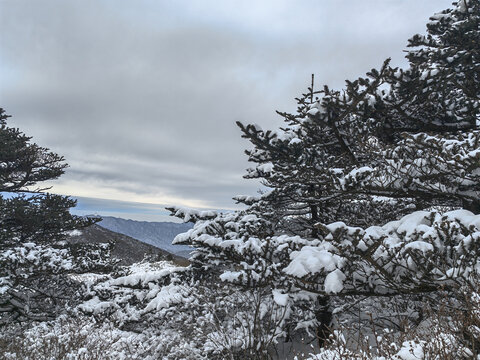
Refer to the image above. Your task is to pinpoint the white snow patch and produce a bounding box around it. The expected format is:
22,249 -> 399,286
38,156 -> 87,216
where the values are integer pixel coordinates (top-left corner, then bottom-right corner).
324,269 -> 346,294
272,290 -> 289,306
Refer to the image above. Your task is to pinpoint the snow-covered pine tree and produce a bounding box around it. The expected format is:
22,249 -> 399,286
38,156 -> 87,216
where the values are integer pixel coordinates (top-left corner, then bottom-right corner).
0,108 -> 114,325
362,0 -> 480,212
169,0 -> 480,350
235,59 -> 411,232
233,62 -> 411,345
285,0 -> 480,301
167,206 -> 320,354
168,63 -> 408,347
384,0 -> 479,134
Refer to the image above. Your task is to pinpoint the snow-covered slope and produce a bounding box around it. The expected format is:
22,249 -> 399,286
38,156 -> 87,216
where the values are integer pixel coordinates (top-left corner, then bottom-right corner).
98,216 -> 193,256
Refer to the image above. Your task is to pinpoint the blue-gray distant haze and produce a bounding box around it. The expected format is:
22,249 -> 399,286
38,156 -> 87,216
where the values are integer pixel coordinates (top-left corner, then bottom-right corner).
0,0 -> 453,211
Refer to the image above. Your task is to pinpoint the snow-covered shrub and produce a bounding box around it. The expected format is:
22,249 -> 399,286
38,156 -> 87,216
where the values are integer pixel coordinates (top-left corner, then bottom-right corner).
0,239 -> 114,325
169,207 -> 321,342
161,206 -> 480,358
0,315 -> 135,360
80,259 -> 311,359
0,313 -> 203,360
168,207 -> 480,347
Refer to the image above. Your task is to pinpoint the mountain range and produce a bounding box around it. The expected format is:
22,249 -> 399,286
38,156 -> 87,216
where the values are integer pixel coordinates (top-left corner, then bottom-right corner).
97,216 -> 193,257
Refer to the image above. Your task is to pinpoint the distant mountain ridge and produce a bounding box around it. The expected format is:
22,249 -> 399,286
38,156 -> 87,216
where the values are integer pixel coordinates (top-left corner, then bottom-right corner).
98,216 -> 193,257
67,224 -> 188,266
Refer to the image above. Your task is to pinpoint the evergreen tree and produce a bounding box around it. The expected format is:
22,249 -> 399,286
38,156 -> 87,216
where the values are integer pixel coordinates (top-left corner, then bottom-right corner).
169,0 -> 480,349
0,108 -> 114,325
236,59 -> 410,232
273,0 -> 480,300
364,0 -> 480,211
384,0 -> 479,134
233,63 -> 405,345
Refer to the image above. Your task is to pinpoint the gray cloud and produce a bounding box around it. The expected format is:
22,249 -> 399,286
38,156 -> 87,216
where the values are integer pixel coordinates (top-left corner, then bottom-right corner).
0,0 -> 452,209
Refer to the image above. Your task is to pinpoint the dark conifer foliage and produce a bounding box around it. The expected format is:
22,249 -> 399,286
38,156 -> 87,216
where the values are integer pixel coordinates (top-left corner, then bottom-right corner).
0,109 -> 66,192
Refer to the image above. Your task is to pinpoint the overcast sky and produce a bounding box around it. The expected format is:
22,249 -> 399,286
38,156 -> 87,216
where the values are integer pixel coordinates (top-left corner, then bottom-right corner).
0,0 -> 453,216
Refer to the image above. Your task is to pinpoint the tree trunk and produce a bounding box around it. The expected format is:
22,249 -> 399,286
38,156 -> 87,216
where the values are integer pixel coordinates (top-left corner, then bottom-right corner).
315,296 -> 332,348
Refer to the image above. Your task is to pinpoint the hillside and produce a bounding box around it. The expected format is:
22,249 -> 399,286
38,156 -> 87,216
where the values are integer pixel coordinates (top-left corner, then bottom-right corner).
67,224 -> 189,266
97,216 -> 193,257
